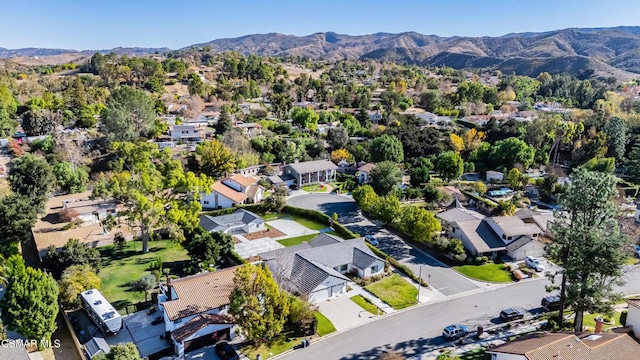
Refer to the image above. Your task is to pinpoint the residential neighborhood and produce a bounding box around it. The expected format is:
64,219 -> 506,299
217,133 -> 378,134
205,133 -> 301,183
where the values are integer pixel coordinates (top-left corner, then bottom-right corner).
2,4 -> 640,360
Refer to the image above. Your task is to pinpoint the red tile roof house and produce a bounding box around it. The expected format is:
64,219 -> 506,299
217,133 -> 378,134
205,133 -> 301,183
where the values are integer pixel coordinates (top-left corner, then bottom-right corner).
487,332 -> 640,360
200,173 -> 263,210
158,266 -> 238,356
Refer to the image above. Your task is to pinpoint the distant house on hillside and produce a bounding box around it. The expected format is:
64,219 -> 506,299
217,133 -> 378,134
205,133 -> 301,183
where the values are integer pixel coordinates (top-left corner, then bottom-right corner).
357,163 -> 376,184
169,125 -> 204,143
283,159 -> 338,186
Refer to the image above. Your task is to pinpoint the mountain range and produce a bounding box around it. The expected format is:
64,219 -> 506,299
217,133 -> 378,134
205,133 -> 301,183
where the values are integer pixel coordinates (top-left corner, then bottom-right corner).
3,27 -> 640,78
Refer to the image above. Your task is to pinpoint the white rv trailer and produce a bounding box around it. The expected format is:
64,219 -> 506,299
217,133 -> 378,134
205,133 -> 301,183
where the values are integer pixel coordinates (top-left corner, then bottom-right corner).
80,289 -> 123,334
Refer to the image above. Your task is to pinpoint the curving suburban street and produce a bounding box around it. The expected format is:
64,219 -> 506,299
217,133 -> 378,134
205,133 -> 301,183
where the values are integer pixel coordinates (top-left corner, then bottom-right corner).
284,192 -> 640,360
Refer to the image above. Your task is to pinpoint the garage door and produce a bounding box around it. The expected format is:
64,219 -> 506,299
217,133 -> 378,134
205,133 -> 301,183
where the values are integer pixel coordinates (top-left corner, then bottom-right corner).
183,328 -> 230,353
330,284 -> 344,296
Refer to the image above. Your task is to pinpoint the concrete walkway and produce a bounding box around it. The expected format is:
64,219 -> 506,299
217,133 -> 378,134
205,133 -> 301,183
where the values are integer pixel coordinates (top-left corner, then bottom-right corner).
316,295 -> 373,331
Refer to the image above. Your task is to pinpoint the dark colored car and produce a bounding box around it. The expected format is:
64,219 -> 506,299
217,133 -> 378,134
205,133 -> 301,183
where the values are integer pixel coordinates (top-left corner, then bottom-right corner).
500,308 -> 525,321
541,294 -> 562,311
215,341 -> 240,360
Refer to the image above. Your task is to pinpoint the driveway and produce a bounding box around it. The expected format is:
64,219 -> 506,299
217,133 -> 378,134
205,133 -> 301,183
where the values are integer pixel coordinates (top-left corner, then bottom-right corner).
286,194 -> 479,296
316,295 -> 375,331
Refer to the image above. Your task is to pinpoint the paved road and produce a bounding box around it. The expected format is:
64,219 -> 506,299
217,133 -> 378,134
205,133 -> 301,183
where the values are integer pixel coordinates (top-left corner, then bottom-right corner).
280,279 -> 549,360
279,266 -> 640,360
282,267 -> 640,360
287,193 -> 479,296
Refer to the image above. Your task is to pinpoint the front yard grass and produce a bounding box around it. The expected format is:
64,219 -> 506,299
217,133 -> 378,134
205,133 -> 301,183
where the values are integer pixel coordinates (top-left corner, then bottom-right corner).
454,263 -> 514,283
302,184 -> 329,193
98,239 -> 190,310
243,336 -> 304,360
243,314 -> 334,359
285,214 -> 328,230
277,234 -> 318,247
350,295 -> 379,315
365,274 -> 418,310
314,311 -> 336,336
625,256 -> 638,265
582,312 -> 621,329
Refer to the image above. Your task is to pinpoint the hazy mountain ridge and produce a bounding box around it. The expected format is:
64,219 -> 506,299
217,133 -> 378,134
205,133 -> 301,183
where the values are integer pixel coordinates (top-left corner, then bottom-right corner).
3,26 -> 640,77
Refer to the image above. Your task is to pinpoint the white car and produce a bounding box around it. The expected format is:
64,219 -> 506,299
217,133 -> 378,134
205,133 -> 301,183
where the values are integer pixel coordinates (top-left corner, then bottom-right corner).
525,256 -> 545,272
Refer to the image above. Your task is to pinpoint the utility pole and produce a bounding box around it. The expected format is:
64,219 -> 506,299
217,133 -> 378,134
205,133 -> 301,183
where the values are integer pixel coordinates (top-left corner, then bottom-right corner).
417,266 -> 422,303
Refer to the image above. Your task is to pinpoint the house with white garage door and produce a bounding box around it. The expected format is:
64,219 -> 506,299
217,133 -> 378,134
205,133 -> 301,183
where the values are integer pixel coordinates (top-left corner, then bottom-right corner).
259,234 -> 385,303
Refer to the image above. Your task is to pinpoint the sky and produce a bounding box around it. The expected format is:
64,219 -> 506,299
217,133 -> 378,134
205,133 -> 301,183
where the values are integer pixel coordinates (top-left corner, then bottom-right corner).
2,0 -> 640,50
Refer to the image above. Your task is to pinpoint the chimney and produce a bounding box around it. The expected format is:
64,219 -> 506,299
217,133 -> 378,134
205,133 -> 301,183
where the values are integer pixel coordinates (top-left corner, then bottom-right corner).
595,317 -> 604,334
166,277 -> 172,300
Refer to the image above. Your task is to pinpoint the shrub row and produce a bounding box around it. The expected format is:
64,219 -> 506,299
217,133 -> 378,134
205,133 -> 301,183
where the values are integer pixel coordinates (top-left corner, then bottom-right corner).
461,190 -> 498,207
227,250 -> 248,265
282,205 -> 360,239
366,243 -> 429,287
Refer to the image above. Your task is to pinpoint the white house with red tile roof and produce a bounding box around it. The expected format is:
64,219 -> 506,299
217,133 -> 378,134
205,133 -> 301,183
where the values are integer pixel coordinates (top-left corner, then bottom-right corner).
200,174 -> 263,209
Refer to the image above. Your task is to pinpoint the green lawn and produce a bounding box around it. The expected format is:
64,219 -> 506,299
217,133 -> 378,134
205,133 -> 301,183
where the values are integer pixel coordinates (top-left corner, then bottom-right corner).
302,184 -> 329,193
243,336 -> 304,359
285,214 -> 328,230
98,239 -> 190,310
625,257 -> 638,265
262,213 -> 279,220
365,274 -> 418,310
460,347 -> 489,360
314,312 -> 336,336
277,234 -> 319,247
454,263 -> 514,283
243,313 -> 334,359
350,295 -> 379,315
582,312 -> 621,329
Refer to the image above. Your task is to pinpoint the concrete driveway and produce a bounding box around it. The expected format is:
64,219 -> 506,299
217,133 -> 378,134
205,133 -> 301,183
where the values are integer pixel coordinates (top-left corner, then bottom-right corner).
286,194 -> 479,296
316,295 -> 375,331
267,218 -> 318,236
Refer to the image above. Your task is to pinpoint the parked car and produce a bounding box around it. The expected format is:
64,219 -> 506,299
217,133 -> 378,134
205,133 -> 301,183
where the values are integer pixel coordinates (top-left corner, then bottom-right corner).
541,294 -> 562,311
442,325 -> 468,340
500,308 -> 525,321
634,245 -> 640,258
364,235 -> 379,247
525,256 -> 545,272
215,341 -> 239,360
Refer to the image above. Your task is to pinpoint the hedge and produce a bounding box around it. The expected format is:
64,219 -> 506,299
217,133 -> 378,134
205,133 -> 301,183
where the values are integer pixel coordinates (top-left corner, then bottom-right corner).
461,190 -> 498,207
366,243 -> 429,288
282,205 -> 360,239
228,250 -> 248,265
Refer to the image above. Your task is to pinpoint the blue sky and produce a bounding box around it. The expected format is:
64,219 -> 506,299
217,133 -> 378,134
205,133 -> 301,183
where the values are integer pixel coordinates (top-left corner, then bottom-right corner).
2,0 -> 640,50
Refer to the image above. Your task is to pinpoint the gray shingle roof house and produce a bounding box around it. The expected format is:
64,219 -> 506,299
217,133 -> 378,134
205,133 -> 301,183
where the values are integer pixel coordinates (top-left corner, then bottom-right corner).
259,234 -> 385,303
436,205 -> 547,260
199,209 -> 265,235
283,159 -> 338,186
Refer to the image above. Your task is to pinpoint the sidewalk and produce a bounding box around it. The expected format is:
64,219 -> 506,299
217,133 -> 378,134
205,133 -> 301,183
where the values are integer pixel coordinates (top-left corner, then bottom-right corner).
408,319 -> 547,359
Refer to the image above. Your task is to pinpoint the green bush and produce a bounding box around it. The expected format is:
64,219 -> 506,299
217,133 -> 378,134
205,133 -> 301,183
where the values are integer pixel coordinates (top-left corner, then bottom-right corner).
620,310 -> 628,326
228,251 -> 247,265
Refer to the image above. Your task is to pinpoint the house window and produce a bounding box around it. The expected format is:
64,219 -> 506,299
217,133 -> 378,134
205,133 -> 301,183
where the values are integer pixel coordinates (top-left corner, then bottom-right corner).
502,234 -> 506,240
370,265 -> 380,273
335,264 -> 348,272
533,233 -> 538,237
203,200 -> 209,204
507,236 -> 512,241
